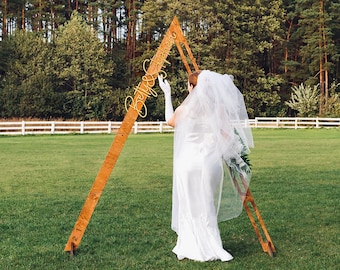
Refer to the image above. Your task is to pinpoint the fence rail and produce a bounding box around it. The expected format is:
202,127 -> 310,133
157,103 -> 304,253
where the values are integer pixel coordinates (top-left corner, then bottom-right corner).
0,117 -> 339,135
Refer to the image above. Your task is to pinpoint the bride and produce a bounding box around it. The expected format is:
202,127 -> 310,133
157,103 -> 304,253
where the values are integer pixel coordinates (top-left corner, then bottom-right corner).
158,70 -> 253,262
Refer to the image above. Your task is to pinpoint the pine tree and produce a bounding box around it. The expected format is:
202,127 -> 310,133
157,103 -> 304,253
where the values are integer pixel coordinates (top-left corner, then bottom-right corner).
297,0 -> 336,115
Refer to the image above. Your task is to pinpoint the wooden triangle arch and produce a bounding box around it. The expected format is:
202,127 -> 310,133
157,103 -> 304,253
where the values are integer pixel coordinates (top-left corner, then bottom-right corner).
64,16 -> 276,257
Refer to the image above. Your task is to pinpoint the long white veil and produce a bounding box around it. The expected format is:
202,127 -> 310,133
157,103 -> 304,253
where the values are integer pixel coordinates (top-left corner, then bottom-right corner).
172,70 -> 254,222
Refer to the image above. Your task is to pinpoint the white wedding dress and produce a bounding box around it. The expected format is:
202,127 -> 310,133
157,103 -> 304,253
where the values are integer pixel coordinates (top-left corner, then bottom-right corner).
171,70 -> 253,262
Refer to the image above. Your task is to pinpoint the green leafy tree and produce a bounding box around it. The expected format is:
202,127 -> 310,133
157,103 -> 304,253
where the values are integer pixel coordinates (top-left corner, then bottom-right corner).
324,82 -> 340,117
285,83 -> 319,117
53,11 -> 113,120
0,30 -> 56,118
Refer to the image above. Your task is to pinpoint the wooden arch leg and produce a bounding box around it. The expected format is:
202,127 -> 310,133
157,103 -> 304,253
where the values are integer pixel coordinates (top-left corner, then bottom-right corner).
243,189 -> 276,257
232,173 -> 276,257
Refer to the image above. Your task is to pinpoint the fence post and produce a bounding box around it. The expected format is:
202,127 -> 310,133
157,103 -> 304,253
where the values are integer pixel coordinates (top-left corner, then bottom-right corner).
134,122 -> 138,134
316,117 -> 319,128
108,121 -> 111,134
160,122 -> 163,133
80,121 -> 84,134
245,119 -> 250,128
21,121 -> 25,135
295,118 -> 298,129
276,118 -> 279,128
51,121 -> 55,134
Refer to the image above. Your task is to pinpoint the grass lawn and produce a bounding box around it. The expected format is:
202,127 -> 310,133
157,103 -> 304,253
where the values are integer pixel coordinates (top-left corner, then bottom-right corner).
0,129 -> 339,269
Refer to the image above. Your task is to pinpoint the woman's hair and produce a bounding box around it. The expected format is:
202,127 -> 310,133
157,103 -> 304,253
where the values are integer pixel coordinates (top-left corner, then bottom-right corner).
188,70 -> 201,88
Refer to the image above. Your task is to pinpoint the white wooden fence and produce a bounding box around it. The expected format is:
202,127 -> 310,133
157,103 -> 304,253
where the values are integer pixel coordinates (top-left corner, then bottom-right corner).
250,117 -> 340,129
0,117 -> 339,135
0,121 -> 173,135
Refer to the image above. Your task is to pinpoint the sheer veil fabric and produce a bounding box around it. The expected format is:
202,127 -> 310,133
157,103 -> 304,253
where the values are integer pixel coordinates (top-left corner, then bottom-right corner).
171,70 -> 254,262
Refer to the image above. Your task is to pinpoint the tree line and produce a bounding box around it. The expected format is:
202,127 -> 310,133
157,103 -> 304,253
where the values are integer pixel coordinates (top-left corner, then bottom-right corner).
0,0 -> 339,121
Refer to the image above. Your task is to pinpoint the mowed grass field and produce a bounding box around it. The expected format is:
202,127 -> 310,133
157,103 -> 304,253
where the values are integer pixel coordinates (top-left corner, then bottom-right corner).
0,129 -> 339,269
